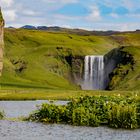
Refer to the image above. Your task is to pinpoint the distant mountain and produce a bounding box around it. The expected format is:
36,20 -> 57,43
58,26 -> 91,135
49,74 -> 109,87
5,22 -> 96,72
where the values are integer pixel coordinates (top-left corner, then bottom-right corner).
37,26 -> 48,30
8,26 -> 15,29
20,25 -> 36,30
20,25 -> 63,31
136,29 -> 140,33
19,25 -> 120,35
19,25 -> 140,36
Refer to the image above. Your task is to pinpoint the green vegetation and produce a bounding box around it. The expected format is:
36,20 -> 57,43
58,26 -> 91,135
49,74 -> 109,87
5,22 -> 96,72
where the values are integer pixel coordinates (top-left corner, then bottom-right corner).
0,89 -> 136,100
0,28 -> 139,99
108,34 -> 140,90
108,101 -> 137,128
0,28 -> 140,129
0,9 -> 3,22
28,95 -> 140,129
0,110 -> 5,119
1,28 -> 118,90
0,8 -> 4,25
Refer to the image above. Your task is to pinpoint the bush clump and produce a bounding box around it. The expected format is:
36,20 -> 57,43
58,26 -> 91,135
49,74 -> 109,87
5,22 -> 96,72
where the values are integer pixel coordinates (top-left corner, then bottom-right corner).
108,102 -> 137,128
28,96 -> 140,129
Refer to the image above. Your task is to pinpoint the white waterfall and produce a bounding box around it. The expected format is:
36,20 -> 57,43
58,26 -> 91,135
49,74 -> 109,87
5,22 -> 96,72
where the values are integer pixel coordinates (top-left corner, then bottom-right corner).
82,55 -> 105,90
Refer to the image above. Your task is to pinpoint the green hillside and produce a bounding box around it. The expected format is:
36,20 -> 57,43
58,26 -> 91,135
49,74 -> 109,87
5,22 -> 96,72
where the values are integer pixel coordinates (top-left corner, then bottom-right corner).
0,28 -> 140,92
0,28 -> 118,90
108,33 -> 140,90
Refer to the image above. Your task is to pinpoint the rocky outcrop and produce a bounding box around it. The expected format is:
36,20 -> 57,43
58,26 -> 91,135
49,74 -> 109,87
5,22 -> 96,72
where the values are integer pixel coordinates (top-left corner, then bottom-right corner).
0,8 -> 4,76
104,46 -> 135,90
57,46 -> 135,90
55,47 -> 84,87
71,56 -> 84,86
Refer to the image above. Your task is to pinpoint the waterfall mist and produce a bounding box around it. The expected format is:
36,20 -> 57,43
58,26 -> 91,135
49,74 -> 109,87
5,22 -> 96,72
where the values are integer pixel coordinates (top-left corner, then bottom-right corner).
82,55 -> 105,90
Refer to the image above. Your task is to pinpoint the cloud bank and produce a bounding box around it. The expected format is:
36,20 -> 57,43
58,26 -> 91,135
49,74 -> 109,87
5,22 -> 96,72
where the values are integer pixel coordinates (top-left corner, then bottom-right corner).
0,0 -> 139,31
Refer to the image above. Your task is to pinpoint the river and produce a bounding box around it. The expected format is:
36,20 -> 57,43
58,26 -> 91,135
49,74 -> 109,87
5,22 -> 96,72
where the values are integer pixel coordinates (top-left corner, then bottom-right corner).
0,100 -> 140,140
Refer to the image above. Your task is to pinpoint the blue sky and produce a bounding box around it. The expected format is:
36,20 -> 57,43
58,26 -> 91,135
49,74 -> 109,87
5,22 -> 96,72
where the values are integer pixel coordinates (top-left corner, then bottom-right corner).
0,0 -> 140,31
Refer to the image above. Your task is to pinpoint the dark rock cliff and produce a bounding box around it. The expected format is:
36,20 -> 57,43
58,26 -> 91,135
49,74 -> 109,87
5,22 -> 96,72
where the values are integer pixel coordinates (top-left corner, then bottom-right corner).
104,46 -> 135,90
56,47 -> 84,88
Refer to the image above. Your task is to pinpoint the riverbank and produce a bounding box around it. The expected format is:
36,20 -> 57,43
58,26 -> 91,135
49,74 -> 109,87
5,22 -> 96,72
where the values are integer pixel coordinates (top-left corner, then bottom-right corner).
1,120 -> 140,140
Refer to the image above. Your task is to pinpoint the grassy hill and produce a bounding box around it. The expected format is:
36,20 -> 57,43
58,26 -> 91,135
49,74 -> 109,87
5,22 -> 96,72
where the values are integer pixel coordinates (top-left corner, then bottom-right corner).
0,28 -> 140,92
108,33 -> 140,90
0,28 -> 118,90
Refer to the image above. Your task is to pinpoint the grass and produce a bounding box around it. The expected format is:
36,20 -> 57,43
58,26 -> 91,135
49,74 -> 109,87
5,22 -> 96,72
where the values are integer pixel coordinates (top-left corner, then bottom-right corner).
0,29 -> 139,100
108,32 -> 140,90
0,28 -> 118,90
0,88 -> 138,100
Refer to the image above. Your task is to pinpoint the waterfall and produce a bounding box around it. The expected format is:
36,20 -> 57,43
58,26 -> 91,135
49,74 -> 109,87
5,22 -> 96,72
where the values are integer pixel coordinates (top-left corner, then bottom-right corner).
82,55 -> 105,90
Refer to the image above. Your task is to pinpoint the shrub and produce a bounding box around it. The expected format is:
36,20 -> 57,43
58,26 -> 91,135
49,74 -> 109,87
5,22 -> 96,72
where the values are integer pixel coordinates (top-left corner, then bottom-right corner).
29,104 -> 67,123
72,106 -> 100,127
28,96 -> 140,129
108,102 -> 137,129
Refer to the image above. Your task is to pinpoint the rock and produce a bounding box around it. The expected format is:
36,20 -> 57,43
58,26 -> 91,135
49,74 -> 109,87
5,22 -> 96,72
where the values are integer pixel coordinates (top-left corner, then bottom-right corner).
0,8 -> 4,76
104,46 -> 135,90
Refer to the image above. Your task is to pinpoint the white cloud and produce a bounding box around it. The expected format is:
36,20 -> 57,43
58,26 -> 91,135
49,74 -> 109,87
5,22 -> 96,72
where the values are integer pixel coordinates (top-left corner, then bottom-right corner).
86,5 -> 101,21
40,0 -> 79,11
1,0 -> 139,31
122,0 -> 133,10
0,0 -> 17,23
0,0 -> 14,8
53,14 -> 78,20
42,0 -> 78,4
89,22 -> 140,31
3,9 -> 17,21
99,0 -> 139,12
126,13 -> 140,19
22,10 -> 39,16
110,13 -> 119,18
122,0 -> 140,11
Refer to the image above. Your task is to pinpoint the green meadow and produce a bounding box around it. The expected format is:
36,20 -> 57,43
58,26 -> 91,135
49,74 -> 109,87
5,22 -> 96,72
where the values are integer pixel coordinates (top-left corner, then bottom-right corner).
0,88 -> 136,100
0,28 -> 140,100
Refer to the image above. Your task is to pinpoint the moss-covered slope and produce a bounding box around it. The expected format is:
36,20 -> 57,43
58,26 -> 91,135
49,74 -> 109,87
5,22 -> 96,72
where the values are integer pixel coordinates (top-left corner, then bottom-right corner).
0,28 -> 140,90
0,28 -> 118,89
108,33 -> 140,90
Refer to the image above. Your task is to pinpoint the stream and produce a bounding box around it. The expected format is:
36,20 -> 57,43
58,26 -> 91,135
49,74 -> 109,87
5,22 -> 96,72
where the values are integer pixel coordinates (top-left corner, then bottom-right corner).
0,100 -> 140,140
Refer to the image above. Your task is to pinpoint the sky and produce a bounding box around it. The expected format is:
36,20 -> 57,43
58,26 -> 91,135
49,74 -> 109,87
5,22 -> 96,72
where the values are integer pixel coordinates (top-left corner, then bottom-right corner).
0,0 -> 140,31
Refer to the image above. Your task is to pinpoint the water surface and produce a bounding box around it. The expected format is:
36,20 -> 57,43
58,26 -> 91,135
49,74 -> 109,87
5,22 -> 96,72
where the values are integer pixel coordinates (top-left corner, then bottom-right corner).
0,100 -> 68,118
0,100 -> 140,140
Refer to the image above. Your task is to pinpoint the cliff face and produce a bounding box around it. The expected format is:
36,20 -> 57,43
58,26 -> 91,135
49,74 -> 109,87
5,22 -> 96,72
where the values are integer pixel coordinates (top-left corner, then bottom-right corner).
0,9 -> 4,76
56,47 -> 84,88
104,47 -> 135,90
